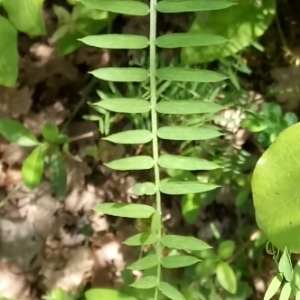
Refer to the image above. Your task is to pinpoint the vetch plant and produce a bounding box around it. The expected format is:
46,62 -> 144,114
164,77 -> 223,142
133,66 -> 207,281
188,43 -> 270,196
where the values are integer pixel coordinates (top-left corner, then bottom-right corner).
78,0 -> 233,299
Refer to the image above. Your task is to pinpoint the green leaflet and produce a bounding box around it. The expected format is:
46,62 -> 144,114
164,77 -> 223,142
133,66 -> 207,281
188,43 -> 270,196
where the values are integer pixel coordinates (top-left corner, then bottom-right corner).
158,282 -> 185,300
217,240 -> 236,260
105,156 -> 154,171
78,0 -> 149,16
278,248 -> 293,282
91,68 -> 149,82
93,203 -> 155,219
160,180 -> 219,195
296,291 -> 300,300
104,130 -> 152,144
127,254 -> 158,270
279,283 -> 292,300
264,274 -> 283,300
132,182 -> 157,196
156,100 -> 223,115
85,288 -> 137,300
158,155 -> 220,171
251,123 -> 300,253
92,99 -> 151,113
161,235 -> 211,251
156,0 -> 235,13
22,146 -> 46,189
216,261 -> 237,294
156,68 -> 227,82
80,34 -> 149,49
157,126 -> 222,141
42,123 -> 59,143
161,255 -> 200,269
2,0 -> 45,35
156,33 -> 227,48
0,17 -> 18,88
49,149 -> 67,200
0,118 -> 39,147
130,276 -> 157,289
124,231 -> 158,246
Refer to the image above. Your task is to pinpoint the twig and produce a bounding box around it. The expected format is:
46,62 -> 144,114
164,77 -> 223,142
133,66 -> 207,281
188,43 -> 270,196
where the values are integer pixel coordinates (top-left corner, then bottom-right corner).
69,131 -> 95,143
0,182 -> 23,208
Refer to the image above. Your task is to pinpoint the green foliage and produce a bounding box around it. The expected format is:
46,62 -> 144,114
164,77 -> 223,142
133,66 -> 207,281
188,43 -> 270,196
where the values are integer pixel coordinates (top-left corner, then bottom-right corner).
181,0 -> 275,64
252,122 -> 300,253
0,119 -> 68,199
241,103 -> 298,147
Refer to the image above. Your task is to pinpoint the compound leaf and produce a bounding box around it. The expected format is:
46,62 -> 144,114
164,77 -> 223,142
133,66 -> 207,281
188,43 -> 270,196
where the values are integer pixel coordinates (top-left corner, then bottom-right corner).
93,203 -> 155,219
105,156 -> 154,171
160,180 -> 219,195
156,100 -> 223,114
2,0 -> 45,35
91,68 -> 149,82
130,276 -> 157,289
156,0 -> 235,13
104,130 -> 152,144
158,282 -> 185,300
161,235 -> 211,251
161,255 -> 200,269
158,155 -> 220,171
156,68 -> 227,82
92,99 -> 150,113
22,146 -> 46,189
157,126 -> 222,141
0,16 -> 18,88
264,274 -> 283,300
79,0 -> 149,16
0,118 -> 39,147
80,34 -> 149,49
127,254 -> 158,270
216,261 -> 237,294
156,33 -> 227,48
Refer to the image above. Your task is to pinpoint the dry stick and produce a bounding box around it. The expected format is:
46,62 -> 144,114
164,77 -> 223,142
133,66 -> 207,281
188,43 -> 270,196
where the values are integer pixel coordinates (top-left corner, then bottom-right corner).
0,182 -> 23,208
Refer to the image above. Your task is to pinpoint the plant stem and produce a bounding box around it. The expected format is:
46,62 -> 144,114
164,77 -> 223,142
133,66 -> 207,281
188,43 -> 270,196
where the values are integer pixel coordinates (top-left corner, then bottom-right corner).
149,0 -> 162,297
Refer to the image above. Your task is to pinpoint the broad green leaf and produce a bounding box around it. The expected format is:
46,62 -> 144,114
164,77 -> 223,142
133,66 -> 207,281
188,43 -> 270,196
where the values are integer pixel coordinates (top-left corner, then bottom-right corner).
278,248 -> 293,282
156,68 -> 227,82
127,254 -> 158,270
80,34 -> 149,49
79,0 -> 149,16
104,130 -> 152,144
252,123 -> 300,253
160,180 -> 218,195
0,17 -> 18,87
156,100 -> 223,115
216,262 -> 237,294
132,182 -> 156,196
85,288 -> 136,300
42,123 -> 59,143
130,276 -> 157,289
161,255 -> 200,269
0,118 -> 39,147
217,240 -> 236,260
22,146 -> 46,189
49,149 -> 67,200
92,99 -> 150,113
91,68 -> 149,82
158,155 -> 220,171
161,235 -> 211,251
158,282 -> 185,300
2,0 -> 45,35
105,156 -> 154,171
264,273 -> 283,300
124,231 -> 158,246
93,203 -> 155,219
156,0 -> 235,13
156,33 -> 227,48
279,283 -> 292,300
157,126 -> 222,141
181,0 -> 275,64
